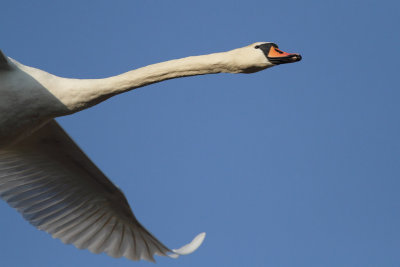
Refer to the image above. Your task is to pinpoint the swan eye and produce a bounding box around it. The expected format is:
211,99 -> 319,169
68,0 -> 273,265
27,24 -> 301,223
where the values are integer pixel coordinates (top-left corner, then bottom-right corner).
254,45 -> 260,49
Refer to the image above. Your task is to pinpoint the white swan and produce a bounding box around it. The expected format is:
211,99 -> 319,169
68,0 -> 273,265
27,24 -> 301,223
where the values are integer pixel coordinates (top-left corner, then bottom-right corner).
0,42 -> 301,262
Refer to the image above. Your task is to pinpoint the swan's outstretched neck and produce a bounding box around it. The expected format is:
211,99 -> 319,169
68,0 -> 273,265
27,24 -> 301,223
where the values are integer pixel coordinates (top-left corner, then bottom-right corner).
59,51 -> 235,113
110,51 -> 237,92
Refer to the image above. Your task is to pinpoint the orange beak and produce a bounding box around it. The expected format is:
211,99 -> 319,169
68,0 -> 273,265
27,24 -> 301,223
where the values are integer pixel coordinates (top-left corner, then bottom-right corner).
267,46 -> 302,65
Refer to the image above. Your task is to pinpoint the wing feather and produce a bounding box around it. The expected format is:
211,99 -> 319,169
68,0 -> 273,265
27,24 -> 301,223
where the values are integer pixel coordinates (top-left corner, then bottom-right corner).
0,49 -> 11,70
0,120 -> 204,261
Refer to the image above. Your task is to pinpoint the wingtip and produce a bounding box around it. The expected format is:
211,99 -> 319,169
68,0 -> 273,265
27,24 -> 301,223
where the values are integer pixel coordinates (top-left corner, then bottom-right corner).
168,232 -> 206,258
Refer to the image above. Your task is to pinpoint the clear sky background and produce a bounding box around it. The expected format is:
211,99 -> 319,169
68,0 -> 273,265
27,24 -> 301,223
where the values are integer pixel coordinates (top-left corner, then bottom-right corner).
1,0 -> 400,266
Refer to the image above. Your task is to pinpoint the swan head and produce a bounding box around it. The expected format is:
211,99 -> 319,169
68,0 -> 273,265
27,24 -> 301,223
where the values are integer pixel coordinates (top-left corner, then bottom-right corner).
229,42 -> 302,73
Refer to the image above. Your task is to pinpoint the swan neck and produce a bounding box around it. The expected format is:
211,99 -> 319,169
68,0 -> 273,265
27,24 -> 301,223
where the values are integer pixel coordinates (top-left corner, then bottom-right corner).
57,51 -> 236,113
105,51 -> 235,93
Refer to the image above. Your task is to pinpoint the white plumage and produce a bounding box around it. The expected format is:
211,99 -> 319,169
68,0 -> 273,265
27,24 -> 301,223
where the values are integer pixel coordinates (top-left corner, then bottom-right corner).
0,43 -> 300,261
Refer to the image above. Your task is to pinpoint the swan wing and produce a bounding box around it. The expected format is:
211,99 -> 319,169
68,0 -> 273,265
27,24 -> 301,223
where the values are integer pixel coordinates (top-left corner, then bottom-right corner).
0,120 -> 204,261
0,49 -> 11,70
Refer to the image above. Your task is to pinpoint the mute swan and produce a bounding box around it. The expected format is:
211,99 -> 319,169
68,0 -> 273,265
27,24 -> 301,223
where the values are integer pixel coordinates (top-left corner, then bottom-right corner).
0,42 -> 301,262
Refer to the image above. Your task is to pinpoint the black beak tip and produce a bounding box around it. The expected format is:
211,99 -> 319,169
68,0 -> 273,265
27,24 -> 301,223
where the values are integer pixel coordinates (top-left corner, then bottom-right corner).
293,54 -> 302,62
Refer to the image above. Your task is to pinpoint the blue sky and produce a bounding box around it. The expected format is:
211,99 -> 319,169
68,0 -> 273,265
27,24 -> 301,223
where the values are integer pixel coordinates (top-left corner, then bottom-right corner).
1,0 -> 400,266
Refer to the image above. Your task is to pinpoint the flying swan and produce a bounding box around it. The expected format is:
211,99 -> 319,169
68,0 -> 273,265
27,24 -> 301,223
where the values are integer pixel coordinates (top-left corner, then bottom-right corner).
0,42 -> 301,262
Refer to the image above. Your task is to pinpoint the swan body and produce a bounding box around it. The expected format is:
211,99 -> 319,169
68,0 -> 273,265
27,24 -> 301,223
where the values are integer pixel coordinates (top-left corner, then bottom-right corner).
0,42 -> 301,261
